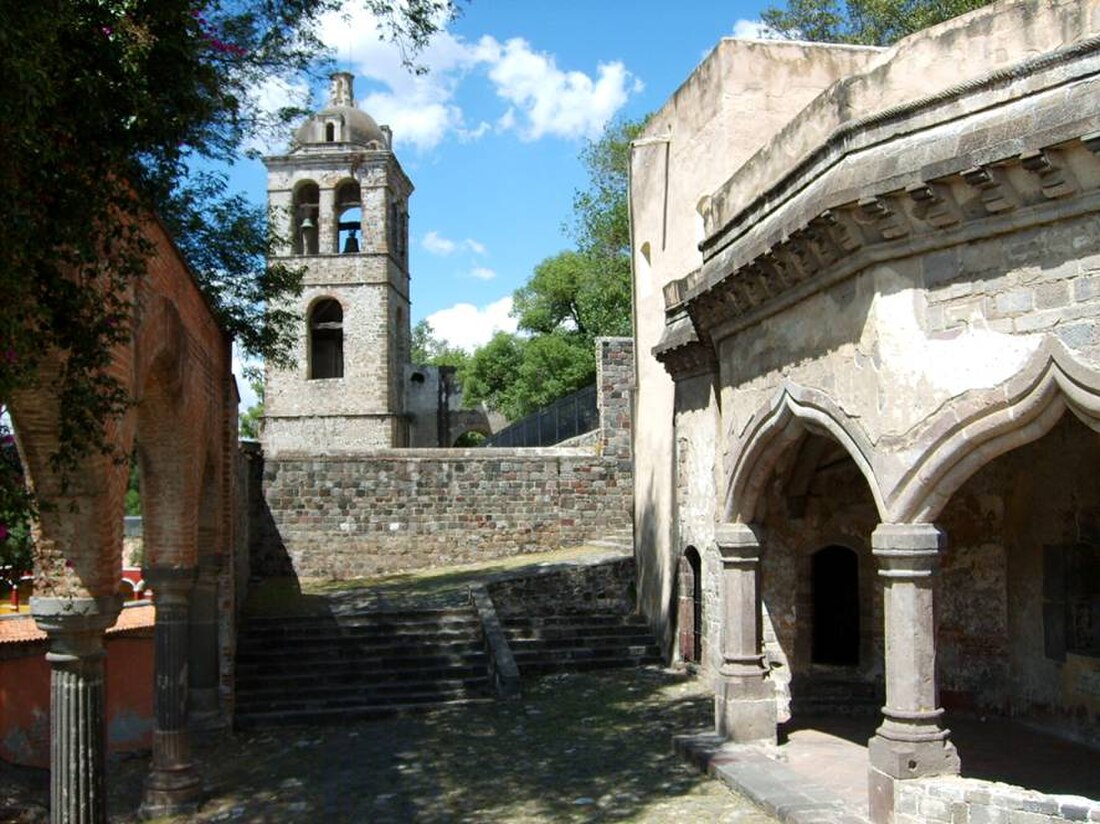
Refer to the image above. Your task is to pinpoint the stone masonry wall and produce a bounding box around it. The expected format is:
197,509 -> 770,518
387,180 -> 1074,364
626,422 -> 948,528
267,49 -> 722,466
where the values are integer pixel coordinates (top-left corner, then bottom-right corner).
894,777 -> 1100,824
487,558 -> 636,617
254,340 -> 634,579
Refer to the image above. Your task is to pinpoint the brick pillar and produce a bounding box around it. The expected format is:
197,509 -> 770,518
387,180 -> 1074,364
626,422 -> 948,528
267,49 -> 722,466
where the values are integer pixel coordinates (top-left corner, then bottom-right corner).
142,567 -> 201,817
714,522 -> 776,744
31,595 -> 122,824
868,523 -> 959,824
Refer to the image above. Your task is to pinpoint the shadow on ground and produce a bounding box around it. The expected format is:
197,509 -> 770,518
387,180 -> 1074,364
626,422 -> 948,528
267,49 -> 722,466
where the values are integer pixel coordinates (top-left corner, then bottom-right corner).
104,667 -> 774,823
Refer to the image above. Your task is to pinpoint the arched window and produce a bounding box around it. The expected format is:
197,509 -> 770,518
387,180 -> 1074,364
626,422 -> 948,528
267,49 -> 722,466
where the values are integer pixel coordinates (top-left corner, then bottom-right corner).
335,180 -> 362,254
293,182 -> 319,256
325,122 -> 335,142
309,299 -> 344,379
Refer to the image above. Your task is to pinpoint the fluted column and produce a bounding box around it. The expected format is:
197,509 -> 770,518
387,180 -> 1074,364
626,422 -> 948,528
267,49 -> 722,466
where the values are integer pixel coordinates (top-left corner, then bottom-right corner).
31,595 -> 122,824
868,523 -> 959,823
141,567 -> 201,817
714,522 -> 776,744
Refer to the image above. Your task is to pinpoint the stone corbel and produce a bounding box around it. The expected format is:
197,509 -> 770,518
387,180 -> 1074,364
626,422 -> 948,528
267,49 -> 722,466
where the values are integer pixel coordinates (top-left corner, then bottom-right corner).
962,165 -> 1017,214
905,182 -> 961,228
1020,148 -> 1077,199
856,196 -> 909,240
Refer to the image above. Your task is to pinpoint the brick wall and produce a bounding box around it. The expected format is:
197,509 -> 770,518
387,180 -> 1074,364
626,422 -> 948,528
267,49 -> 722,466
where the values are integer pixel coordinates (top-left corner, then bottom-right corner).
487,557 -> 636,617
253,339 -> 634,579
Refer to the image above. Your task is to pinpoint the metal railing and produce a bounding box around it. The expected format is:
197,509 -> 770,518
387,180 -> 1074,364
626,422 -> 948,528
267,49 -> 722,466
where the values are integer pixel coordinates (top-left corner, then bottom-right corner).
485,383 -> 598,448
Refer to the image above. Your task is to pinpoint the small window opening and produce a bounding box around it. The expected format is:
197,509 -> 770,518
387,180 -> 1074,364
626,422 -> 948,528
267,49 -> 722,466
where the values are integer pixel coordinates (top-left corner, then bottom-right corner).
309,299 -> 344,379
410,372 -> 425,384
325,122 -> 336,142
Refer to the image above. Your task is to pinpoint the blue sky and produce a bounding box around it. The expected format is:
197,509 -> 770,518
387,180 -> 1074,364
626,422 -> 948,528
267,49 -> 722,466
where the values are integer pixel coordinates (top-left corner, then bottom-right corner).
231,1 -> 772,400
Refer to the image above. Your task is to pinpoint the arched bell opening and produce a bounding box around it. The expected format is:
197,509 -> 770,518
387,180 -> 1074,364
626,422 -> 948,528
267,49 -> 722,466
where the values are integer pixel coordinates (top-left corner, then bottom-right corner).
335,180 -> 362,254
292,181 -> 320,256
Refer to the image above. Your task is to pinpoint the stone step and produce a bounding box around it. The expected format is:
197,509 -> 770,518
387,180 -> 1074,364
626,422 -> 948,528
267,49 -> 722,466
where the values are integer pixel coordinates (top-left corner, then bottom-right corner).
501,613 -> 650,628
235,696 -> 496,729
237,681 -> 492,712
238,675 -> 490,702
508,634 -> 658,651
517,655 -> 660,676
240,618 -> 482,640
503,624 -> 655,641
237,638 -> 486,661
512,644 -> 659,662
237,654 -> 488,681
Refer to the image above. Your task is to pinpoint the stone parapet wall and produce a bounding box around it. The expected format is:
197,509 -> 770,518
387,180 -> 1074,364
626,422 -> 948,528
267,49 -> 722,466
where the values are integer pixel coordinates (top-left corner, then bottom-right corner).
487,557 -> 636,616
895,777 -> 1100,823
256,449 -> 632,578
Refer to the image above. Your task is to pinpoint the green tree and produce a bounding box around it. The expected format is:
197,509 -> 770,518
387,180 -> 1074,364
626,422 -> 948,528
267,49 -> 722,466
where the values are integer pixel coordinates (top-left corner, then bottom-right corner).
760,0 -> 991,45
0,1 -> 456,532
463,118 -> 643,419
411,319 -> 469,370
239,366 -> 265,440
460,332 -> 527,419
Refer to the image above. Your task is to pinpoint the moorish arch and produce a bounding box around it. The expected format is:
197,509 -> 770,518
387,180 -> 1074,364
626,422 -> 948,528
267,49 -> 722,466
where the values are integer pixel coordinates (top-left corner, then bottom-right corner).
886,338 -> 1100,524
724,381 -> 888,525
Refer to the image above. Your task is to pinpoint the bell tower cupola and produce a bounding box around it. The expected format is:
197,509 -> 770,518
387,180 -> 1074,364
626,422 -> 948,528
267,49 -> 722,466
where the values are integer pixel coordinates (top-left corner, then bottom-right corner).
261,72 -> 413,454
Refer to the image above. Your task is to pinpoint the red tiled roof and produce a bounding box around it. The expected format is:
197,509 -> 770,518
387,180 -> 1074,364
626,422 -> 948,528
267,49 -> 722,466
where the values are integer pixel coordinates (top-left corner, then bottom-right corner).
0,603 -> 155,645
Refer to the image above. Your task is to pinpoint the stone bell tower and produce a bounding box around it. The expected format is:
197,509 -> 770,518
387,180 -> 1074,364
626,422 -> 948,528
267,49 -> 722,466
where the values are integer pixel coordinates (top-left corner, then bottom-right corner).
262,72 -> 413,454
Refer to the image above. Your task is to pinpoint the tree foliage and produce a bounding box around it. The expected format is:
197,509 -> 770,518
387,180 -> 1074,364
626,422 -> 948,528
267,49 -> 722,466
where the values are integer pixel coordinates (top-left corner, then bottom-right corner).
0,0 -> 457,544
411,320 -> 469,370
461,118 -> 644,420
760,0 -> 992,45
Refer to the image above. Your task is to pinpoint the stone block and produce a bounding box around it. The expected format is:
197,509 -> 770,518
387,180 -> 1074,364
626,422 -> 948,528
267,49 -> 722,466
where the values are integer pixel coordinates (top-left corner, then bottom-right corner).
1034,280 -> 1070,310
994,288 -> 1034,316
969,806 -> 1009,824
1074,275 -> 1100,303
1056,321 -> 1100,350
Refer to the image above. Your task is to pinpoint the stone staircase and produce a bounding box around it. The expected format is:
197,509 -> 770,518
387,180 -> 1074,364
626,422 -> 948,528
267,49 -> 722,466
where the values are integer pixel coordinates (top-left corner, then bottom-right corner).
234,606 -> 494,728
502,611 -> 662,676
789,672 -> 883,717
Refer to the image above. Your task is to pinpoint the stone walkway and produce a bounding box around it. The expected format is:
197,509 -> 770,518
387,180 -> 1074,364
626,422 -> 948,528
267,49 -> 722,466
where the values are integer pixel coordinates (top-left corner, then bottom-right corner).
3,667 -> 778,823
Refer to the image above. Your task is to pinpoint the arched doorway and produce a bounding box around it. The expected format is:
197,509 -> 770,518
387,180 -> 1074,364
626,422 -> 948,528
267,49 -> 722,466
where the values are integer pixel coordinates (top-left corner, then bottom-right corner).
678,547 -> 703,664
811,545 -> 860,666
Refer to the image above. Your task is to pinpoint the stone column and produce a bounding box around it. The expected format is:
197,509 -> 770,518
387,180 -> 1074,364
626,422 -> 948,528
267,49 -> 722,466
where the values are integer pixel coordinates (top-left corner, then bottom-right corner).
868,523 -> 959,823
714,522 -> 776,744
31,595 -> 122,824
188,559 -> 222,730
141,567 -> 201,818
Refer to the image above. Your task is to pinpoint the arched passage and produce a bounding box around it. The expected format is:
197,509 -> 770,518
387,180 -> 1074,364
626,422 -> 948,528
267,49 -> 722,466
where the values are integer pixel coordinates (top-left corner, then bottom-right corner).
677,546 -> 703,664
811,545 -> 860,666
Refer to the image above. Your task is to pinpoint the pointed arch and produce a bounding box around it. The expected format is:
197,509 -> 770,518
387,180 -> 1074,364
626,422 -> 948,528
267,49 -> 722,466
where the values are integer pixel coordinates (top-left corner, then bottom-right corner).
888,338 -> 1100,523
726,382 -> 886,524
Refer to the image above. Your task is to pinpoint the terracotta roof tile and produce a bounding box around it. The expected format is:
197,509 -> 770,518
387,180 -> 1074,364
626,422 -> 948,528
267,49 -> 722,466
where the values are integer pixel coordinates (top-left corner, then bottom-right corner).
0,603 -> 155,645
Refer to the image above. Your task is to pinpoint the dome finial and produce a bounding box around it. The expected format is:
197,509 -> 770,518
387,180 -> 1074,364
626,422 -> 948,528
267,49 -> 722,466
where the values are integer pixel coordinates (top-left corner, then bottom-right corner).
329,72 -> 355,107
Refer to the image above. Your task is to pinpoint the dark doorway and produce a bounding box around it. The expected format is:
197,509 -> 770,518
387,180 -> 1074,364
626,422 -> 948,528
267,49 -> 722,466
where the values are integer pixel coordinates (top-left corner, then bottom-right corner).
811,545 -> 860,666
679,547 -> 703,663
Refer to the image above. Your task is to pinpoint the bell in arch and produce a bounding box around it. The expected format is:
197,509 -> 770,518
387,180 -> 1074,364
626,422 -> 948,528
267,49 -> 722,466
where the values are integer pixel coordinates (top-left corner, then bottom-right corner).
342,229 -> 360,254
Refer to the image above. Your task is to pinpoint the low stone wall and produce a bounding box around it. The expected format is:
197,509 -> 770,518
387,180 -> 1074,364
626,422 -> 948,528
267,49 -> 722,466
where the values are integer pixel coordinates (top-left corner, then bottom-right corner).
253,338 -> 635,580
895,777 -> 1100,823
256,449 -> 632,578
487,557 -> 636,616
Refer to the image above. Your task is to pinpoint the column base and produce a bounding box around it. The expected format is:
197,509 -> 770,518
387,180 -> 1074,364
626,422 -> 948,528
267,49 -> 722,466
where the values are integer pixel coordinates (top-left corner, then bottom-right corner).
141,767 -> 202,819
715,672 -> 777,744
867,731 -> 960,824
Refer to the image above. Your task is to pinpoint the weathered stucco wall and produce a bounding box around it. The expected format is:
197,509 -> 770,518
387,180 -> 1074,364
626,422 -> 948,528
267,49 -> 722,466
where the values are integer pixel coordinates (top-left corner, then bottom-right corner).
631,37 -> 881,651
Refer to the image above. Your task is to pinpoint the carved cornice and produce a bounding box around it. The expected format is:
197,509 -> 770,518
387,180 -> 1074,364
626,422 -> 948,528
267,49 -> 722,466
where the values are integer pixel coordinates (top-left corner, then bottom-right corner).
653,309 -> 717,381
667,132 -> 1100,344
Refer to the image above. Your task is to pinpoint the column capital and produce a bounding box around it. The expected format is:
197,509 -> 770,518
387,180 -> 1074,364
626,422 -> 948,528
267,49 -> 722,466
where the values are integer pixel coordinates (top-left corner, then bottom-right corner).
143,566 -> 196,605
715,522 -> 761,563
31,596 -> 122,662
872,523 -> 943,579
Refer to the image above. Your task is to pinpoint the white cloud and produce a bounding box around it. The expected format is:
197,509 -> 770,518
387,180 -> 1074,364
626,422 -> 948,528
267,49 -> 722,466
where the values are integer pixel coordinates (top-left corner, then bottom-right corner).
469,267 -> 496,281
731,18 -> 781,39
423,230 -> 458,255
488,38 -> 638,141
423,232 -> 487,257
314,4 -> 640,150
426,297 -> 517,352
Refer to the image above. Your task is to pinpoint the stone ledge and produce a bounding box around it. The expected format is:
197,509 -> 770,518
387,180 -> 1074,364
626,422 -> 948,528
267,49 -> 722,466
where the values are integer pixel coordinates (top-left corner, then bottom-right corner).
674,730 -> 870,824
